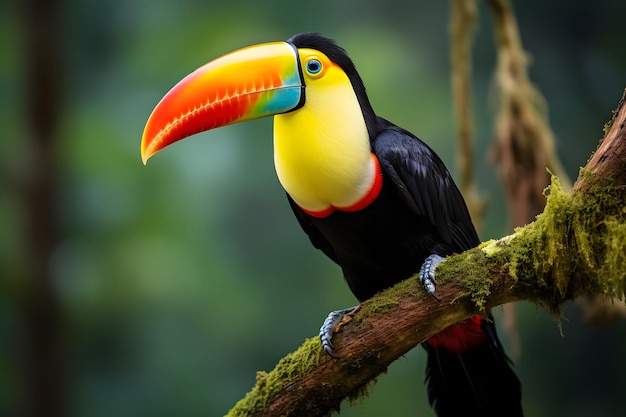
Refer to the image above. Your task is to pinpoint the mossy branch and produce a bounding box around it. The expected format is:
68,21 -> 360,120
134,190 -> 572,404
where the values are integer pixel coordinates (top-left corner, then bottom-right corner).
226,89 -> 626,417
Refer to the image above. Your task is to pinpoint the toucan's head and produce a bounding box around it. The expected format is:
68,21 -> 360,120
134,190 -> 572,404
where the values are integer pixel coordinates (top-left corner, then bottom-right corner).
141,33 -> 377,164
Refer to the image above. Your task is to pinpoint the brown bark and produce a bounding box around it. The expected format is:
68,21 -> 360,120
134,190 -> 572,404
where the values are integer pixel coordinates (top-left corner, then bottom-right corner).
573,92 -> 626,192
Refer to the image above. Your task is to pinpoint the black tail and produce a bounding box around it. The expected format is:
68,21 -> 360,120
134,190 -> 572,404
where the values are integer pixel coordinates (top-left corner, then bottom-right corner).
424,317 -> 523,417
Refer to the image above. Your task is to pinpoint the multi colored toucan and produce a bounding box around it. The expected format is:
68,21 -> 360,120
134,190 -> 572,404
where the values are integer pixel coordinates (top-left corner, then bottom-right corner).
141,32 -> 523,416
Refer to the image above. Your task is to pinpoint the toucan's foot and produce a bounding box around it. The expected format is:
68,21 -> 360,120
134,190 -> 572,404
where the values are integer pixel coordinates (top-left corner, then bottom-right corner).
319,306 -> 360,358
419,254 -> 445,301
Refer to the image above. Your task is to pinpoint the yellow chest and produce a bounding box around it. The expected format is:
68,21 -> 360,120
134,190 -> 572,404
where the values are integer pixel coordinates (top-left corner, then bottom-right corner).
273,83 -> 375,214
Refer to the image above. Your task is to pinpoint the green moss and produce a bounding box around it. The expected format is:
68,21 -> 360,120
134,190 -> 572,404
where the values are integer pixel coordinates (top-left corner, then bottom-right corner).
534,177 -> 573,298
462,259 -> 492,311
436,250 -> 492,311
568,172 -> 626,301
366,296 -> 399,314
500,173 -> 626,314
226,337 -> 322,417
481,234 -> 524,282
480,238 -> 502,257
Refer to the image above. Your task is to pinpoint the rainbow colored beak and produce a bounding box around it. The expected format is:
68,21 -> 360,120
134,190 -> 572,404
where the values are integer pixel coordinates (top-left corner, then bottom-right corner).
141,42 -> 304,164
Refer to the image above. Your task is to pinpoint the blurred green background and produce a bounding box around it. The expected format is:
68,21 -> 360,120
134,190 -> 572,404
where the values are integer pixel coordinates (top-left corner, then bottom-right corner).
1,0 -> 625,416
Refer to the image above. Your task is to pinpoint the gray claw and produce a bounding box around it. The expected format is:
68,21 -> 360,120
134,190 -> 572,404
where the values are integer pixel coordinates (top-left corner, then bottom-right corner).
419,254 -> 445,301
319,307 -> 357,358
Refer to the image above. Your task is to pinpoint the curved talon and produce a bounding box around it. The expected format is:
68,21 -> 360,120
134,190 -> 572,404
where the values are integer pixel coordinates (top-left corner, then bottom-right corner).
319,306 -> 358,358
419,254 -> 445,301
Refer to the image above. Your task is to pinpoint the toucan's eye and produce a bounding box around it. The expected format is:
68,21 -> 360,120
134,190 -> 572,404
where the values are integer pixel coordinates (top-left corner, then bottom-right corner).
306,59 -> 322,75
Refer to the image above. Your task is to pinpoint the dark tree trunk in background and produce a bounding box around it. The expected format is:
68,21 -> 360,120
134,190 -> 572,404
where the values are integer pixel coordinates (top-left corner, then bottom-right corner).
17,0 -> 66,416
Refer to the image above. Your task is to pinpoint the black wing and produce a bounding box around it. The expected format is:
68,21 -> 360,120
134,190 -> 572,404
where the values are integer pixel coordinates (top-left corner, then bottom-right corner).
286,194 -> 339,264
372,118 -> 479,252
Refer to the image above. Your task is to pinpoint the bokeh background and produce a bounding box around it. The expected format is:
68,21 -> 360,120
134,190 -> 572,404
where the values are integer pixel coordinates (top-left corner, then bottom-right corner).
1,0 -> 625,416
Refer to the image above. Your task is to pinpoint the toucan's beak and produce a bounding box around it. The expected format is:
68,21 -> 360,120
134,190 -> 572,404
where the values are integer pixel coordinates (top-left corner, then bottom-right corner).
141,42 -> 304,164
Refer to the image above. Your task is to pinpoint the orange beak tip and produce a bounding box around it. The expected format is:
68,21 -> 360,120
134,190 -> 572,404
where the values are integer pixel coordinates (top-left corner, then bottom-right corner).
140,140 -> 151,165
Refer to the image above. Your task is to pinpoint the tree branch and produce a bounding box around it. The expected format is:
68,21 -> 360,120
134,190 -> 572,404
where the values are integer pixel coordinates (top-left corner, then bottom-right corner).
225,91 -> 626,417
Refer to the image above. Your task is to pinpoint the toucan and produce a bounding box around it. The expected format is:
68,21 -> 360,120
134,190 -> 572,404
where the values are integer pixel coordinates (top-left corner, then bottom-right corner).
141,32 -> 523,416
